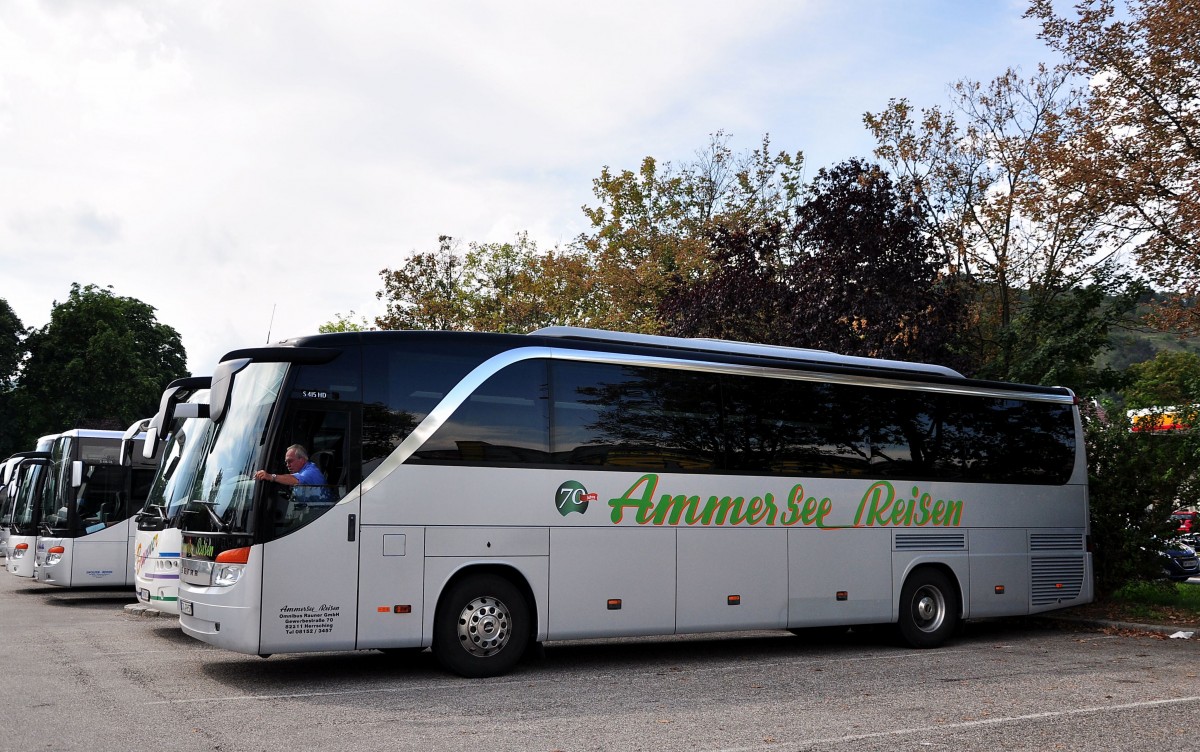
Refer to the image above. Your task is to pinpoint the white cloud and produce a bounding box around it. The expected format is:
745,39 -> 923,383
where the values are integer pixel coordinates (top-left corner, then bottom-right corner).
0,0 -> 1057,375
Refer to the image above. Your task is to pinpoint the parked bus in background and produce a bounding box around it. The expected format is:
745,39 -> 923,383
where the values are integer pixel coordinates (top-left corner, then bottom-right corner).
6,434 -> 60,576
1,453 -> 32,556
178,328 -> 1092,677
33,429 -> 157,587
133,377 -> 211,613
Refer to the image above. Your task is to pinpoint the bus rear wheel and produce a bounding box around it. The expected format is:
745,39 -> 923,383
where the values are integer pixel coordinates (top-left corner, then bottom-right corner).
433,574 -> 530,678
896,568 -> 958,648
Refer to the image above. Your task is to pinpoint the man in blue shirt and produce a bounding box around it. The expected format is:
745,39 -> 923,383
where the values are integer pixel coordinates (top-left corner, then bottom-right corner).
254,444 -> 331,502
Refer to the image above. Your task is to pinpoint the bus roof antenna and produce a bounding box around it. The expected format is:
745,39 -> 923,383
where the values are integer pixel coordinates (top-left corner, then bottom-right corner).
266,303 -> 276,344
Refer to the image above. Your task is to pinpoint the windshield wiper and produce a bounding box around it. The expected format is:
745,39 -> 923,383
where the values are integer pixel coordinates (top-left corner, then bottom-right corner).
195,500 -> 231,533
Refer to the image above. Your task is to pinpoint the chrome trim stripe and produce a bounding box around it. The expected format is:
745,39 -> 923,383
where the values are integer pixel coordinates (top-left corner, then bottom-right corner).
359,346 -> 1076,494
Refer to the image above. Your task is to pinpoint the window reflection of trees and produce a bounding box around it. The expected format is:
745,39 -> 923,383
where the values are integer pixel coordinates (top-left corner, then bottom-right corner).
551,362 -> 1075,483
556,364 -> 722,471
722,377 -> 872,476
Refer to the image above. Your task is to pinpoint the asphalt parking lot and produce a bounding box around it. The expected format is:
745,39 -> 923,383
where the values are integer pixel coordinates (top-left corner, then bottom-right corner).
2,571 -> 1199,752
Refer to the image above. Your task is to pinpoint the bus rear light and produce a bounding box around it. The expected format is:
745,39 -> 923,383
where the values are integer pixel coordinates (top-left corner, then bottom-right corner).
216,547 -> 250,564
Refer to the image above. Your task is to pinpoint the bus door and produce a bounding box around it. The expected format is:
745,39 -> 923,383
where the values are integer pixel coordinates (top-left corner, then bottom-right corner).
258,402 -> 362,653
68,461 -> 135,585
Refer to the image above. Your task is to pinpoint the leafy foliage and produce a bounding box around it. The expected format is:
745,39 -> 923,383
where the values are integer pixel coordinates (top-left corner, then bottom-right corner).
786,160 -> 970,365
1084,402 -> 1198,596
1123,349 -> 1200,409
4,284 -> 188,455
1028,0 -> 1200,333
374,233 -> 592,333
0,298 -> 22,390
865,67 -> 1144,389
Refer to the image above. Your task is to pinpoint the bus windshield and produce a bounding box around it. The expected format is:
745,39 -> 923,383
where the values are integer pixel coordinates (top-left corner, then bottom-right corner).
11,461 -> 48,531
141,414 -> 217,531
182,362 -> 288,535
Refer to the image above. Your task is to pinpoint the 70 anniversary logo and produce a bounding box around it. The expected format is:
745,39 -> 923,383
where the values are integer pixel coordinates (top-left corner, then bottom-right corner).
556,473 -> 964,529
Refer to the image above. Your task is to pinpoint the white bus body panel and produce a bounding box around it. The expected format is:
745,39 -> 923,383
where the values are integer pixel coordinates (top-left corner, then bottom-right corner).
548,527 -> 676,639
134,528 -> 182,613
258,497 -> 361,654
356,525 -> 427,649
180,546 -> 265,655
790,527 -> 893,626
7,534 -> 36,577
35,520 -> 135,587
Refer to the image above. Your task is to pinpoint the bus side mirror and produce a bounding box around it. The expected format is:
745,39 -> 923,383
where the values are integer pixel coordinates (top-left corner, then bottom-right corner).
71,461 -> 84,489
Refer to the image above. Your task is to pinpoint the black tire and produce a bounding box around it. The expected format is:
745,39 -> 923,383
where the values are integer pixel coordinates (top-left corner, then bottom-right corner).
896,568 -> 959,648
433,574 -> 530,678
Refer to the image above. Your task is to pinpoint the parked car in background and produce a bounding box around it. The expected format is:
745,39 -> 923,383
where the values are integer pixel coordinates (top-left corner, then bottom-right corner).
1172,510 -> 1198,536
1162,540 -> 1200,582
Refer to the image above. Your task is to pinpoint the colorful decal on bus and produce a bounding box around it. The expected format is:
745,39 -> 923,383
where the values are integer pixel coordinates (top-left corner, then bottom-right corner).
555,481 -> 596,516
607,474 -> 964,529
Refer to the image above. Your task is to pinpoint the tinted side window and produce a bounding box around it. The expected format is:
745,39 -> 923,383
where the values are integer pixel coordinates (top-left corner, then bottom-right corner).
869,391 -> 1076,484
362,343 -> 508,474
551,361 -> 722,472
412,360 -> 549,464
722,375 -> 872,476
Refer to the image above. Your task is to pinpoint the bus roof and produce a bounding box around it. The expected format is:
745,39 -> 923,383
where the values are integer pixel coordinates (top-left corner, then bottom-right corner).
531,326 -> 965,378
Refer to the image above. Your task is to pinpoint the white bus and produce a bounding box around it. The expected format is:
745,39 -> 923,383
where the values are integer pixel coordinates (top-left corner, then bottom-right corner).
1,452 -> 37,557
133,378 -> 211,613
178,328 -> 1092,677
6,434 -> 60,576
33,429 -> 157,587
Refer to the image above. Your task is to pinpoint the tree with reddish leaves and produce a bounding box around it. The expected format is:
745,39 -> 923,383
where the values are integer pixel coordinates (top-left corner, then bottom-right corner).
786,159 -> 970,367
658,219 -> 796,346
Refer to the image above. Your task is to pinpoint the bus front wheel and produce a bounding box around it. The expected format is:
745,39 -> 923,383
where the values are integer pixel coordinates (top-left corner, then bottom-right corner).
433,574 -> 530,678
896,568 -> 959,649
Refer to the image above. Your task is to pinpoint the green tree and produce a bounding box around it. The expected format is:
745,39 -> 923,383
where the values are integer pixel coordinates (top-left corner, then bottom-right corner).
375,236 -> 472,330
0,298 -> 26,457
319,311 -> 375,333
1028,0 -> 1200,334
9,284 -> 188,447
374,234 -> 594,333
1123,350 -> 1200,409
866,67 -> 1143,388
0,298 -> 23,390
1084,403 -> 1196,595
578,132 -> 804,332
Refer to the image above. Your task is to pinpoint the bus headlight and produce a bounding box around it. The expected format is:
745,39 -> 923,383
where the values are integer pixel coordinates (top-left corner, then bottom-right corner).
45,546 -> 65,566
213,563 -> 244,587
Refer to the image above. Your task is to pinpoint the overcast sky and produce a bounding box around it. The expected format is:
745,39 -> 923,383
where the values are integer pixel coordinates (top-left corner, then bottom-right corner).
0,0 -> 1061,375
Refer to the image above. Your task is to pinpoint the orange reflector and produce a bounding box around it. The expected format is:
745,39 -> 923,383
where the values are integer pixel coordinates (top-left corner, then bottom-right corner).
377,606 -> 390,613
393,605 -> 411,614
836,591 -> 848,601
1055,583 -> 1064,589
48,546 -> 64,555
15,543 -> 28,551
995,585 -> 1005,595
727,595 -> 741,606
215,547 -> 250,564
607,599 -> 622,610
